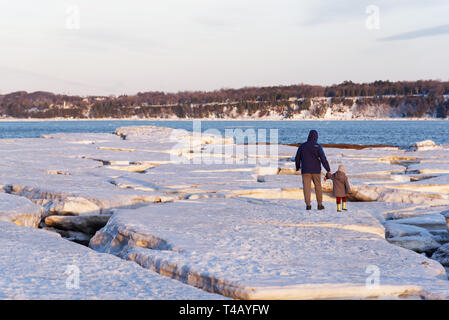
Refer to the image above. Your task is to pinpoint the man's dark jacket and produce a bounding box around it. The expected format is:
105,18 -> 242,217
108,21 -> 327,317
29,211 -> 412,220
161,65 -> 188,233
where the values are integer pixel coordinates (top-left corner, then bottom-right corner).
295,130 -> 331,174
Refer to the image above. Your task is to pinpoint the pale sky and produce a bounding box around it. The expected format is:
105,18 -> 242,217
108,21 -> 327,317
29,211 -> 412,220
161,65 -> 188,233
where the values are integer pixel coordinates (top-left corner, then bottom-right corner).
0,0 -> 448,96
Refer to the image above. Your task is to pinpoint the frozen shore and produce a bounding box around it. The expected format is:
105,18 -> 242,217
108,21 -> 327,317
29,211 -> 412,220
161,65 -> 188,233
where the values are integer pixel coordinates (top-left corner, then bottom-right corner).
1,125 -> 449,299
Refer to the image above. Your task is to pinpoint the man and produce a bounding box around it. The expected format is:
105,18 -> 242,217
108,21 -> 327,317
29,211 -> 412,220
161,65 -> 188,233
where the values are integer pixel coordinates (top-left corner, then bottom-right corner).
295,130 -> 331,210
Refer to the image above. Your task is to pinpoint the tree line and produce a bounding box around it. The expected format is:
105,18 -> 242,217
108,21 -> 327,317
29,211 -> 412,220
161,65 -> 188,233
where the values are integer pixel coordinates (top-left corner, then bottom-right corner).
0,80 -> 448,119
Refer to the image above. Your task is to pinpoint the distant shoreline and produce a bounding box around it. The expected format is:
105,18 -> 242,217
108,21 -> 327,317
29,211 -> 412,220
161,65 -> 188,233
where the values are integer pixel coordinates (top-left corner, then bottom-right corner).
0,117 -> 448,122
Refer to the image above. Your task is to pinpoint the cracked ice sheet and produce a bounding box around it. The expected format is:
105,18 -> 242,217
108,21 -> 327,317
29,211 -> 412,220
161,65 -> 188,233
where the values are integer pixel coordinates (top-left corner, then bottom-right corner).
0,133 -> 411,197
0,131 -> 240,218
0,139 -> 184,212
38,134 -> 177,165
1,129 -> 447,210
35,130 -> 220,166
108,164 -> 332,202
109,151 -> 402,195
408,175 -> 449,186
91,198 -> 449,299
0,221 -> 225,300
110,163 -> 266,193
407,163 -> 449,175
276,149 -> 409,183
0,166 -> 174,213
384,205 -> 449,220
46,129 -> 233,163
209,144 -> 407,177
382,172 -> 449,195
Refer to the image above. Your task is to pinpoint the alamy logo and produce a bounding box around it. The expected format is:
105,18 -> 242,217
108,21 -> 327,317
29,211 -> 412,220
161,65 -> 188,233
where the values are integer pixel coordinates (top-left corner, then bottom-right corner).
365,5 -> 380,30
169,120 -> 279,166
66,5 -> 81,30
365,265 -> 380,289
65,265 -> 80,289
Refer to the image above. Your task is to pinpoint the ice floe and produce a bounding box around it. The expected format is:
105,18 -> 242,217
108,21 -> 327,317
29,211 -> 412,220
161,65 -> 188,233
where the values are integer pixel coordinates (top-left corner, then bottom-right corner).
0,221 -> 224,299
0,192 -> 43,227
1,126 -> 449,299
90,198 -> 449,299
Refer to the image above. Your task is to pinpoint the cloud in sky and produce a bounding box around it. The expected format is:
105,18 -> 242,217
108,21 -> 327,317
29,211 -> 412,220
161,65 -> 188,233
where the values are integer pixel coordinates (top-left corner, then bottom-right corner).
0,0 -> 449,95
378,24 -> 449,41
298,0 -> 435,25
55,27 -> 167,55
0,65 -> 119,95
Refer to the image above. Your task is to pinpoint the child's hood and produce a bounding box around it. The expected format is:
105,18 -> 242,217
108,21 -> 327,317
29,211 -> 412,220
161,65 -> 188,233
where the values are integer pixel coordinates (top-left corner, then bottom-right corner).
334,171 -> 347,181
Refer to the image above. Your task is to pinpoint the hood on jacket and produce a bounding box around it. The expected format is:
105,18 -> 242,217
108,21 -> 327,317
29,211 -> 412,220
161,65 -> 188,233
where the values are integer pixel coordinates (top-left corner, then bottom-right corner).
334,170 -> 346,181
307,130 -> 318,143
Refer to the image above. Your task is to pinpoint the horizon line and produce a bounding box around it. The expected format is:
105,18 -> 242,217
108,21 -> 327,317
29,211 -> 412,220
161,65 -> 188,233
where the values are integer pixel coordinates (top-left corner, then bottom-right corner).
1,78 -> 447,97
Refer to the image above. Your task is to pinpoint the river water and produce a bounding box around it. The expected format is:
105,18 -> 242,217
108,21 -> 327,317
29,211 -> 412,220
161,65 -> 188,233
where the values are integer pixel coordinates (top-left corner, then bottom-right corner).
0,120 -> 448,147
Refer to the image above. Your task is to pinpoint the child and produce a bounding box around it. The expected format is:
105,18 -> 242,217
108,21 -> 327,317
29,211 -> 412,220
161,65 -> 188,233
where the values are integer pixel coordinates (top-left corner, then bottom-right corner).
325,165 -> 351,212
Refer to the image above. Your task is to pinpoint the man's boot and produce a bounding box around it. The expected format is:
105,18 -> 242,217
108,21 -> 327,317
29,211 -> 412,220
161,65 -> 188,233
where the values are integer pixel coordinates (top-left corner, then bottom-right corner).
318,204 -> 325,210
306,205 -> 312,210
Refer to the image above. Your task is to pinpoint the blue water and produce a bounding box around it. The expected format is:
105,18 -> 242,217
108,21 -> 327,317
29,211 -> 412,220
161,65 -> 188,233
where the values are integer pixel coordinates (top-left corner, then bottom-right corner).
0,120 -> 448,147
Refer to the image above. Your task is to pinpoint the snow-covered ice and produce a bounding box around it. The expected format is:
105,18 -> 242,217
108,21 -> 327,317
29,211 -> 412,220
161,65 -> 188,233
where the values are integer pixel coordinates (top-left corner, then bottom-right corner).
0,221 -> 224,299
90,198 -> 449,299
1,126 -> 449,299
0,192 -> 43,227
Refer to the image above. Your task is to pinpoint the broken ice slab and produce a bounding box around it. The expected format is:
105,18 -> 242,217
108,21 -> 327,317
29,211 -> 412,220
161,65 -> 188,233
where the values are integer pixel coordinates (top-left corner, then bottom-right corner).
0,221 -> 227,300
0,192 -> 43,228
90,198 -> 449,299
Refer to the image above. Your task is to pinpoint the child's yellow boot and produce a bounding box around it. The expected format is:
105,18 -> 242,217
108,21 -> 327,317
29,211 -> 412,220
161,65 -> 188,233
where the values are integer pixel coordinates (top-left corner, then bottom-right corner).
343,202 -> 347,211
337,204 -> 341,212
